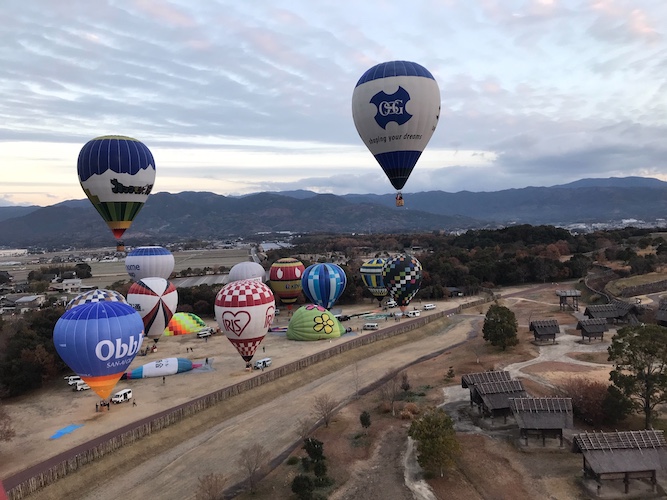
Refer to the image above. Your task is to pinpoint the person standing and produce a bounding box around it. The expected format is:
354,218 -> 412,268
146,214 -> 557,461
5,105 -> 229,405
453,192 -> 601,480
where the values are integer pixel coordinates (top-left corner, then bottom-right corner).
162,376 -> 165,384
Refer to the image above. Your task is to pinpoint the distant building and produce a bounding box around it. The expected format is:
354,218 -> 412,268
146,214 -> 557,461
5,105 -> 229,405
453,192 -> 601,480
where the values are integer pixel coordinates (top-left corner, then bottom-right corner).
14,294 -> 46,313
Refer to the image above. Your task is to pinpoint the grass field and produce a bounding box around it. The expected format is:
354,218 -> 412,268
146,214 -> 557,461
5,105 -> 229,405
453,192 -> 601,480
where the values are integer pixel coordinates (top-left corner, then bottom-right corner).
605,271 -> 667,296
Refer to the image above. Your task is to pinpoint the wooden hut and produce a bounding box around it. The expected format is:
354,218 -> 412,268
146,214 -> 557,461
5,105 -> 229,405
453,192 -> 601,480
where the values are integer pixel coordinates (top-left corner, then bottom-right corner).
461,370 -> 512,407
510,397 -> 573,446
583,304 -> 619,322
576,318 -> 609,342
572,430 -> 667,495
655,302 -> 667,327
529,319 -> 560,344
556,289 -> 581,311
471,379 -> 527,420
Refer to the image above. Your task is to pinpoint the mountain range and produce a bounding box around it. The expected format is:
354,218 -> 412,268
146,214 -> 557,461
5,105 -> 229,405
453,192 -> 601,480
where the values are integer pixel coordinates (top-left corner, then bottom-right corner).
2,176 -> 667,248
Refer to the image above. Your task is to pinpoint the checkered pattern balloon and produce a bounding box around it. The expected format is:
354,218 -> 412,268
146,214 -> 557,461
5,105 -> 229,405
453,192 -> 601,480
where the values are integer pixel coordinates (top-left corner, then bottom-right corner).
382,255 -> 422,309
67,289 -> 128,310
215,280 -> 275,362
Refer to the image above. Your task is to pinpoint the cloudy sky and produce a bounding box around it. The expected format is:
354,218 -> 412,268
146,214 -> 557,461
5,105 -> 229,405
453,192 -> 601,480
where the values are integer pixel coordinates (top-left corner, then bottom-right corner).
2,0 -> 666,206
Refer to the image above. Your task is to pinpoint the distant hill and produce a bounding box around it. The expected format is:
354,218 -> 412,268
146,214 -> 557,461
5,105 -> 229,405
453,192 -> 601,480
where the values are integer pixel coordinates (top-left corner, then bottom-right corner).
2,177 -> 667,248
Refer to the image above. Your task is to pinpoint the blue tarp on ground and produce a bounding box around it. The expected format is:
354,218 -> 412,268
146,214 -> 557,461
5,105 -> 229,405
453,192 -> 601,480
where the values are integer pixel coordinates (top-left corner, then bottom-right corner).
50,424 -> 83,439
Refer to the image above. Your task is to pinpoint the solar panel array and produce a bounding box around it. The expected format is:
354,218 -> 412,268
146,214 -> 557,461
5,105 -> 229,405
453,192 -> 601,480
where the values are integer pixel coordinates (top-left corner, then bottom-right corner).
509,397 -> 572,413
575,430 -> 666,452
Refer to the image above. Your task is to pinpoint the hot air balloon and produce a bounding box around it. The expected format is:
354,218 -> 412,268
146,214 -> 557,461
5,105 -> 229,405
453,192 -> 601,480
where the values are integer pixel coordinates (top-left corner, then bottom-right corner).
351,61 -> 441,206
301,263 -> 347,310
126,277 -> 178,344
66,289 -> 128,310
382,255 -> 422,312
228,261 -> 266,283
53,301 -> 144,400
286,304 -> 346,341
360,258 -> 388,303
77,135 -> 156,241
269,258 -> 305,310
125,246 -> 175,281
122,357 -> 201,379
215,279 -> 275,369
164,312 -> 207,336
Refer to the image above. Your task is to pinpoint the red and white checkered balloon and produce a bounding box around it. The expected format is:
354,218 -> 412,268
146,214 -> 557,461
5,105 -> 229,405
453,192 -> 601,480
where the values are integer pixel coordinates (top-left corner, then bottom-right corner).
215,279 -> 275,363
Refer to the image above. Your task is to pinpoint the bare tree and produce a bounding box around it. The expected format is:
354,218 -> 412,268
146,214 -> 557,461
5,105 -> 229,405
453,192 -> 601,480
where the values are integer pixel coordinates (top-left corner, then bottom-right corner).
239,443 -> 270,493
353,362 -> 361,398
0,402 -> 15,443
195,472 -> 227,500
386,372 -> 402,416
296,416 -> 314,440
312,394 -> 338,427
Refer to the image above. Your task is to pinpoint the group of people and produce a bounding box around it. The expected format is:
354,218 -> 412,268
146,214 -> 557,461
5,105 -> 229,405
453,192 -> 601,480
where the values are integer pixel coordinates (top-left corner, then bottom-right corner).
96,400 -> 110,412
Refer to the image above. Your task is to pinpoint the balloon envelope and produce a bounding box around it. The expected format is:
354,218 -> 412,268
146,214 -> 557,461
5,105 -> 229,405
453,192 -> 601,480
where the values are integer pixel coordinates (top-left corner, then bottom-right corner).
382,255 -> 422,312
125,246 -> 175,281
164,312 -> 207,336
53,301 -> 144,399
77,135 -> 156,239
286,304 -> 345,341
360,258 -> 388,303
228,261 -> 266,283
124,357 -> 196,379
215,279 -> 275,363
269,258 -> 305,307
67,289 -> 128,310
352,61 -> 440,191
126,278 -> 178,343
301,263 -> 347,310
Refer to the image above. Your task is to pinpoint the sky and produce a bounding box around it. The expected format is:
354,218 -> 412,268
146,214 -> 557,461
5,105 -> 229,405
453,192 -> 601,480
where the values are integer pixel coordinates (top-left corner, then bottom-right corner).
2,0 -> 667,207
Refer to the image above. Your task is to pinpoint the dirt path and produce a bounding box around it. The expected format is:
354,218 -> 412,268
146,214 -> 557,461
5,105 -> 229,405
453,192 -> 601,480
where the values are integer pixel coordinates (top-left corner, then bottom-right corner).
24,316 -> 474,500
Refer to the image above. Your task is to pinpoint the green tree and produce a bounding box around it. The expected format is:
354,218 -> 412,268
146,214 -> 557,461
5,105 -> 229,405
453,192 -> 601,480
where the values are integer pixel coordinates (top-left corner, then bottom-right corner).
302,437 -> 324,462
291,474 -> 314,500
482,304 -> 519,350
408,407 -> 460,477
608,324 -> 667,429
360,410 -> 371,431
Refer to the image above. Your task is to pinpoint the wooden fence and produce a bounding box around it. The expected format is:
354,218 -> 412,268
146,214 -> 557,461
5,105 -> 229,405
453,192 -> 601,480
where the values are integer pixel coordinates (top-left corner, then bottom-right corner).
6,303 -> 495,500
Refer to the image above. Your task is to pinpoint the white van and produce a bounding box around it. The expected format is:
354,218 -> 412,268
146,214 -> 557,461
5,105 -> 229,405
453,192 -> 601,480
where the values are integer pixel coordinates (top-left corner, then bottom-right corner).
406,310 -> 421,318
74,380 -> 90,391
66,375 -> 81,386
363,323 -> 379,330
423,303 -> 436,310
386,300 -> 397,308
111,389 -> 133,404
254,358 -> 272,370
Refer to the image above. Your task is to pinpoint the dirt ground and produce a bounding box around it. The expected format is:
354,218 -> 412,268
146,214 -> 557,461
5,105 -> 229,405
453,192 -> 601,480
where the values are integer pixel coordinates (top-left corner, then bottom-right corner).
3,282 -> 660,499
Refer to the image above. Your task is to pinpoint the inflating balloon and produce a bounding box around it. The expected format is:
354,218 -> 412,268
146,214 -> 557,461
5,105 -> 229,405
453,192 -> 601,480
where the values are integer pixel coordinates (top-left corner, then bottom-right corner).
228,261 -> 266,283
125,246 -> 174,281
126,277 -> 178,343
53,301 -> 144,400
164,312 -> 207,336
286,304 -> 345,341
215,279 -> 275,367
301,263 -> 347,310
77,135 -> 156,240
360,258 -> 388,303
382,255 -> 422,312
122,358 -> 201,379
352,61 -> 440,205
269,258 -> 305,310
67,289 -> 128,310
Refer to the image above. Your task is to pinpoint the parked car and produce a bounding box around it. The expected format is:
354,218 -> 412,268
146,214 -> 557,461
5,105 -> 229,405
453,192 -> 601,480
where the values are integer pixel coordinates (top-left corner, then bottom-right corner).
111,389 -> 133,404
423,303 -> 436,310
253,358 -> 272,370
386,300 -> 398,308
66,375 -> 82,386
74,380 -> 90,391
197,327 -> 214,338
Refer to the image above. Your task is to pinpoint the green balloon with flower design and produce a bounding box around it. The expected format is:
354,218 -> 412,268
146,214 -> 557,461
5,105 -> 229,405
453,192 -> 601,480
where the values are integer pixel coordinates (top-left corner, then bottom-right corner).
286,304 -> 346,341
